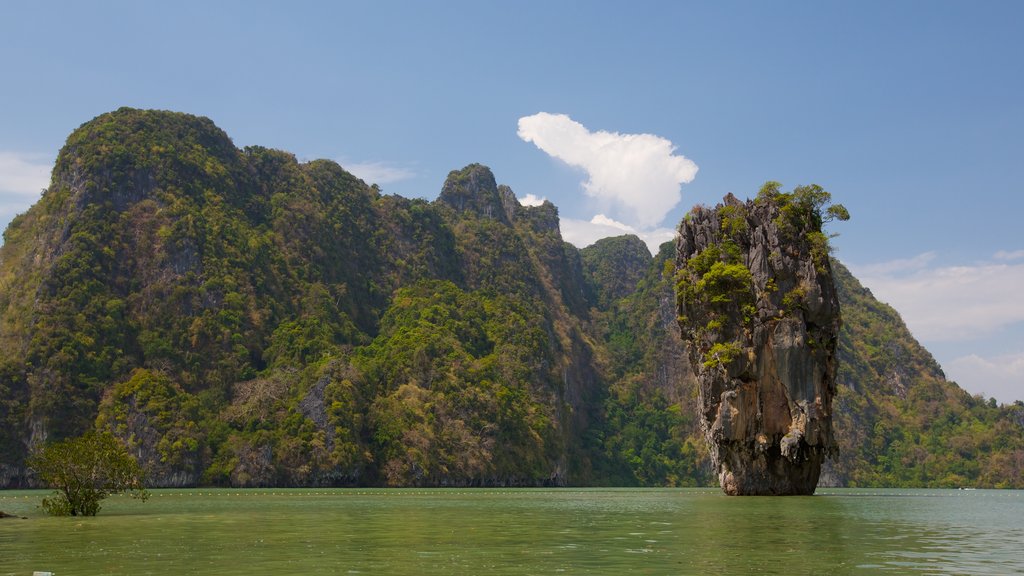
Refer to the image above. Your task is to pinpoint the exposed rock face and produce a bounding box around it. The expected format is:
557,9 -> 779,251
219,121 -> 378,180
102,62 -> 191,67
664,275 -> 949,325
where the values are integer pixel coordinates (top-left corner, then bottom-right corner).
437,164 -> 510,223
676,192 -> 840,495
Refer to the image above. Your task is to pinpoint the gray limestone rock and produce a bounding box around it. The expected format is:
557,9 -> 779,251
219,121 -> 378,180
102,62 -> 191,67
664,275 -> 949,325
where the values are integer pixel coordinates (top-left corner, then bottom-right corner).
676,192 -> 840,495
436,164 -> 510,223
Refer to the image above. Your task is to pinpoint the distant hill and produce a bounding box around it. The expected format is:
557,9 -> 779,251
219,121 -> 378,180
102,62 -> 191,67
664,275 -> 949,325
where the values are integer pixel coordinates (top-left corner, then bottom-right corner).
0,108 -> 1020,488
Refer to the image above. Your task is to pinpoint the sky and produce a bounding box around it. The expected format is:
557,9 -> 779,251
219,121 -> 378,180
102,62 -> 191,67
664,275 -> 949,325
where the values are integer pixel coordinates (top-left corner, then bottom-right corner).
1,1 -> 1022,403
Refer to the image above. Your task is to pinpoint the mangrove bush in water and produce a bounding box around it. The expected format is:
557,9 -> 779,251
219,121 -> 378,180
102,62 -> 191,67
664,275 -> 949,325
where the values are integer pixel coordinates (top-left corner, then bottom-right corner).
29,431 -> 148,516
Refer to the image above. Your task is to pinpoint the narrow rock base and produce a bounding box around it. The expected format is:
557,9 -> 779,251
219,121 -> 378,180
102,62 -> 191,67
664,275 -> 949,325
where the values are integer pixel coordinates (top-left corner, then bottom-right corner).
717,443 -> 825,495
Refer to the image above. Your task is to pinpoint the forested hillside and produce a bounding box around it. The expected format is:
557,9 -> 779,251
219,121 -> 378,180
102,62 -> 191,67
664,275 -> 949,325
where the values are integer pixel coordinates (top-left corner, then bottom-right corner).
0,108 -> 1020,488
827,261 -> 1024,487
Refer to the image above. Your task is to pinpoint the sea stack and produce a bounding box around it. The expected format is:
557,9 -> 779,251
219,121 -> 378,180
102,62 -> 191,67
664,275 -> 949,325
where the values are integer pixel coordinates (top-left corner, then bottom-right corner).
675,186 -> 842,495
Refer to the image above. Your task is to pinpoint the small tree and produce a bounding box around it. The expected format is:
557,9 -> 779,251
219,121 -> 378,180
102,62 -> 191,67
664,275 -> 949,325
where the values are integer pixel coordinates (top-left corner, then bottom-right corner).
28,431 -> 148,516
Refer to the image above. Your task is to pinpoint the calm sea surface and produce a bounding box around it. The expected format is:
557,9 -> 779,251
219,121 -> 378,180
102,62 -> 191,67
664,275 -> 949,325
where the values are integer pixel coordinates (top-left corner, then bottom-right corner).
1,488 -> 1022,575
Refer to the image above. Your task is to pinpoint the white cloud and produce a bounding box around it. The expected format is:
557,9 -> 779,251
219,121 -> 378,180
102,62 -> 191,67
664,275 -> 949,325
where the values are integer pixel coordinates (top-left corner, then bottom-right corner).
342,161 -> 415,185
0,152 -> 52,230
852,254 -> 1024,343
945,352 -> 1024,404
851,254 -> 1024,342
520,193 -> 547,207
851,252 -> 1024,403
637,229 -> 677,254
560,214 -> 675,255
994,249 -> 1024,261
0,151 -> 51,197
590,214 -> 636,233
854,252 -> 937,276
517,112 -> 698,229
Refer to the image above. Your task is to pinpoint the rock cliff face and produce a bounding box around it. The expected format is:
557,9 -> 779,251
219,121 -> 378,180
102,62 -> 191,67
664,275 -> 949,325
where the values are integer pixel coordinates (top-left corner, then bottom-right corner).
6,109 -> 1021,490
676,191 -> 840,495
437,163 -> 511,223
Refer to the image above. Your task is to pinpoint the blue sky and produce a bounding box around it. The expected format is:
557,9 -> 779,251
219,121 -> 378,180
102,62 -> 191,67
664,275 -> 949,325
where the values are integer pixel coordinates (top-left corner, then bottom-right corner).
1,1 -> 1022,402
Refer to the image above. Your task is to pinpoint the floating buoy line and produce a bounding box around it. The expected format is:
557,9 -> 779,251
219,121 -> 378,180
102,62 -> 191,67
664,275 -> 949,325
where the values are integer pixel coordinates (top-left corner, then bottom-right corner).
3,488 -> 1018,502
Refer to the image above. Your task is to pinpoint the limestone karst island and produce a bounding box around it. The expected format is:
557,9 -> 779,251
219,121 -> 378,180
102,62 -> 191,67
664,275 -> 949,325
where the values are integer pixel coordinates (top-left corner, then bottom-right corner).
1,108 -> 1022,493
677,191 -> 842,495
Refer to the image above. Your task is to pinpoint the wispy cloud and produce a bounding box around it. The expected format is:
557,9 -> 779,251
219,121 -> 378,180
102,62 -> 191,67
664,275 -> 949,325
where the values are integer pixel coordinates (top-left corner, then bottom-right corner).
853,252 -> 937,276
945,352 -> 1024,404
560,214 -> 675,255
517,112 -> 698,229
342,160 -> 415,185
0,151 -> 51,198
851,251 -> 1024,403
851,253 -> 1024,342
994,249 -> 1024,261
0,151 -> 52,229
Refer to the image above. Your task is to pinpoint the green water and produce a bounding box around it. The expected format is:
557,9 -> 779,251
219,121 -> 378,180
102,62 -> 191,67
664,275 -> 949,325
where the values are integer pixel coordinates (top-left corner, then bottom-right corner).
1,488 -> 1022,575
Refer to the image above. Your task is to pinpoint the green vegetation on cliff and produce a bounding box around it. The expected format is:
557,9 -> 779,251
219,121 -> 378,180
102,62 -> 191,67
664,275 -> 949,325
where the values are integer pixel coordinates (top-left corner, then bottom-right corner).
830,261 -> 1024,488
0,108 -> 1020,488
0,109 -> 597,487
585,239 -> 711,486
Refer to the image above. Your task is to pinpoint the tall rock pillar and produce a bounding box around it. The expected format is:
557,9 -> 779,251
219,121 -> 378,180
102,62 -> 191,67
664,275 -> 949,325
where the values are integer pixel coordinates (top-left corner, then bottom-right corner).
676,189 -> 842,495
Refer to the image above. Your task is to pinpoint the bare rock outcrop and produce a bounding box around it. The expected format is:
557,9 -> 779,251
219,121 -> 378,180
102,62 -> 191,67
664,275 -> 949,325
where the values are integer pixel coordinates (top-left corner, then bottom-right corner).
676,189 -> 841,495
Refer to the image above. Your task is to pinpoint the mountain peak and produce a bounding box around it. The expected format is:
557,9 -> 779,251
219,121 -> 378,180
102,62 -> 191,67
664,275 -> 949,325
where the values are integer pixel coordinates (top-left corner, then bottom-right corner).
2,111 -> 1020,491
53,107 -> 250,214
436,164 -> 510,223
